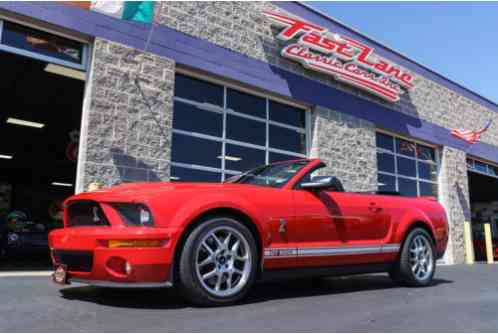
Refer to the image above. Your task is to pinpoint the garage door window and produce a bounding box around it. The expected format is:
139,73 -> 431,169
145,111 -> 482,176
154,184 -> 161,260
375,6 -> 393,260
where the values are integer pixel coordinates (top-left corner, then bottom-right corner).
376,132 -> 438,197
171,74 -> 308,182
467,158 -> 498,178
0,20 -> 87,70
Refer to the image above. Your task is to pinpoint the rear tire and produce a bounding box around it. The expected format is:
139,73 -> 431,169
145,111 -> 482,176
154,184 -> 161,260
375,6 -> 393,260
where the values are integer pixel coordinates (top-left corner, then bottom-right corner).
389,228 -> 436,287
178,216 -> 258,306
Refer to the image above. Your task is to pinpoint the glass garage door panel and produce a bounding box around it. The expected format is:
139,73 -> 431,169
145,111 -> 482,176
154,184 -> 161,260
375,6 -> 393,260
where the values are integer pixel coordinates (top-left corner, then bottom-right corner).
398,177 -> 418,197
417,144 -> 436,162
227,88 -> 266,119
269,125 -> 306,154
171,73 -> 308,182
174,74 -> 223,106
396,138 -> 416,157
269,152 -> 302,164
378,174 -> 396,193
225,144 -> 265,172
1,21 -> 85,67
172,101 -> 222,137
418,162 -> 437,182
269,100 -> 305,128
419,182 -> 438,197
375,132 -> 439,198
397,156 -> 416,177
226,115 -> 266,147
376,132 -> 394,152
377,152 -> 395,174
171,133 -> 221,169
170,166 -> 221,183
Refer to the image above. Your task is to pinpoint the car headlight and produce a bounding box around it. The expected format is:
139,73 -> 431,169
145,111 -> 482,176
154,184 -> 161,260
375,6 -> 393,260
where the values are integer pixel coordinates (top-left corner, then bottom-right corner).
112,203 -> 154,227
139,206 -> 152,226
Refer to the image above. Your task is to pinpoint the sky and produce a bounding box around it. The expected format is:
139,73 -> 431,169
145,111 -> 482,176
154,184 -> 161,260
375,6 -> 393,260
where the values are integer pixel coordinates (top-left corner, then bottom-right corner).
306,2 -> 498,104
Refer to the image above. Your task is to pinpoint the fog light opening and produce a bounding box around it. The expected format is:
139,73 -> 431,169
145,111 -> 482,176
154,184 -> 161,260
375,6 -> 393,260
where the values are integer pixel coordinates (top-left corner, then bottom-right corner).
125,261 -> 132,275
106,256 -> 131,277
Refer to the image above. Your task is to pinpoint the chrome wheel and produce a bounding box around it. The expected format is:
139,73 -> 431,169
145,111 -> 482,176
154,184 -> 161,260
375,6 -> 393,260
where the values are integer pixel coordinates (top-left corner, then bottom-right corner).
409,234 -> 434,281
195,226 -> 252,298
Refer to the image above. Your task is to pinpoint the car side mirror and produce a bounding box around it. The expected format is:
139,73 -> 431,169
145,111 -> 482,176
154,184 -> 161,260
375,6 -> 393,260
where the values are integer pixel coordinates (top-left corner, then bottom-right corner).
300,176 -> 339,191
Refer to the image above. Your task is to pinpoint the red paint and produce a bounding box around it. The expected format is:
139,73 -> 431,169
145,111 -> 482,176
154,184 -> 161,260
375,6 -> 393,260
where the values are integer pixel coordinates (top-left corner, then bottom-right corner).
263,11 -> 415,102
49,159 -> 448,286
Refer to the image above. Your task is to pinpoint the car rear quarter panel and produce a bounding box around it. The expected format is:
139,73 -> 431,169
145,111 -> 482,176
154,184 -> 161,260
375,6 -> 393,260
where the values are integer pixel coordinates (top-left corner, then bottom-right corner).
380,195 -> 448,253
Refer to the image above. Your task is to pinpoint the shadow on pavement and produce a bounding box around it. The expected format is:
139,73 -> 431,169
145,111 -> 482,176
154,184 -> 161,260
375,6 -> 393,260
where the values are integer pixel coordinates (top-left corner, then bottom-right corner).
59,274 -> 453,309
0,253 -> 52,271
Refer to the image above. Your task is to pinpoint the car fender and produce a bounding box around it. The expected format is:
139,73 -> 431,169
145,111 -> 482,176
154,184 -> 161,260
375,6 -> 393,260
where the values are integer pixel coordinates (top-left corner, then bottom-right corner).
168,192 -> 270,248
394,208 -> 437,245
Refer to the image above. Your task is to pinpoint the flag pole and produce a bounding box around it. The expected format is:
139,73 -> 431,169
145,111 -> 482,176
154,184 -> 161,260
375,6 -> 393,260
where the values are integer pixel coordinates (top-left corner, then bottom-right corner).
131,2 -> 169,139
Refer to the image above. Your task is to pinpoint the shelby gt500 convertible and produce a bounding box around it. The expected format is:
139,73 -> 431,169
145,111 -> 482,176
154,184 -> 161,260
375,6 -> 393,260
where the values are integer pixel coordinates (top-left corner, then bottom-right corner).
49,159 -> 448,306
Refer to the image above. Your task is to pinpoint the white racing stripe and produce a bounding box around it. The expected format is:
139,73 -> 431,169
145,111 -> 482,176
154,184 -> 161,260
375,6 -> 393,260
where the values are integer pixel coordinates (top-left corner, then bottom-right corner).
0,271 -> 53,277
264,244 -> 400,259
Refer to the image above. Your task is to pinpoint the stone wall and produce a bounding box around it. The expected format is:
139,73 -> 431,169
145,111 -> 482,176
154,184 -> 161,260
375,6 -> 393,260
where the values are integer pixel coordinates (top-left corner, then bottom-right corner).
155,2 -> 498,148
439,147 -> 470,264
309,106 -> 377,192
76,38 -> 175,192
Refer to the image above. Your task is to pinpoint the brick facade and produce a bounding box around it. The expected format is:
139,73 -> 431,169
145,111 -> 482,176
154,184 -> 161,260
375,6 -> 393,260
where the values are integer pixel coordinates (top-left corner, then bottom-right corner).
76,38 -> 175,192
309,106 -> 377,192
76,2 -> 498,264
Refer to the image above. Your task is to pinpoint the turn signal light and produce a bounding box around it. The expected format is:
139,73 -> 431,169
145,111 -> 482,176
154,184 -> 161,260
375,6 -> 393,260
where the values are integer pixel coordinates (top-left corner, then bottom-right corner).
107,239 -> 165,248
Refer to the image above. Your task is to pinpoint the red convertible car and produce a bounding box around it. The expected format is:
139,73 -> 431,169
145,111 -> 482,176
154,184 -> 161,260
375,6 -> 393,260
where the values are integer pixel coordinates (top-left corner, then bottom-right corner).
49,159 -> 448,306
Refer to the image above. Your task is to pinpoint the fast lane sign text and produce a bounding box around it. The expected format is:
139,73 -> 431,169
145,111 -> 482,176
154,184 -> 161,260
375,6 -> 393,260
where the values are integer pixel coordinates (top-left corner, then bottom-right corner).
263,11 -> 415,103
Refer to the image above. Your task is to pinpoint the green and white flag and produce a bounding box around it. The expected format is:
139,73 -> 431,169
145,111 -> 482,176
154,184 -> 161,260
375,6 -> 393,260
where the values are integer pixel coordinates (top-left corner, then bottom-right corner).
92,1 -> 155,24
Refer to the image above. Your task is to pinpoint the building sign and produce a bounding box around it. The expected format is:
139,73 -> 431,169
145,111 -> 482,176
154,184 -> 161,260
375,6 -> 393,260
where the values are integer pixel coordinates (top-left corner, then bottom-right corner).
263,11 -> 415,102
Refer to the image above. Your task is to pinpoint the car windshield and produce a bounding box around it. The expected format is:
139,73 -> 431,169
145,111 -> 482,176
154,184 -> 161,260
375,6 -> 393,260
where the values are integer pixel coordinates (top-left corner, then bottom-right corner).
226,160 -> 309,188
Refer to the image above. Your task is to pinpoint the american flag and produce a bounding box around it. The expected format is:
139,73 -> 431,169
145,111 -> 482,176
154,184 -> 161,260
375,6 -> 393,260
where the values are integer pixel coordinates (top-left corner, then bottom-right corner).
450,120 -> 492,144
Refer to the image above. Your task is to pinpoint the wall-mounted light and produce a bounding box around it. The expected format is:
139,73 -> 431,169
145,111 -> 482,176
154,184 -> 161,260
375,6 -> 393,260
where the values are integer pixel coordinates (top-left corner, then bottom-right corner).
0,154 -> 13,159
6,117 -> 45,129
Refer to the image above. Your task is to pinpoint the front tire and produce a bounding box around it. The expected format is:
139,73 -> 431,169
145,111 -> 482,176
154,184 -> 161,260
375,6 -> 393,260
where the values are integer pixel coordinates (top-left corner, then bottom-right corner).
389,228 -> 436,287
178,216 -> 258,306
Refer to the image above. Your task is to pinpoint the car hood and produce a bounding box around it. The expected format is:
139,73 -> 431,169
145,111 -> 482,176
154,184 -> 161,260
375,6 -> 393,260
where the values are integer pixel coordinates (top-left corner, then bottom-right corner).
66,182 -> 261,203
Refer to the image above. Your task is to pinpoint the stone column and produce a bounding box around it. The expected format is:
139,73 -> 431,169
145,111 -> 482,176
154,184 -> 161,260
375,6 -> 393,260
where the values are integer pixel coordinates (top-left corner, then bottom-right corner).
76,38 -> 175,193
309,105 -> 378,192
439,146 -> 470,264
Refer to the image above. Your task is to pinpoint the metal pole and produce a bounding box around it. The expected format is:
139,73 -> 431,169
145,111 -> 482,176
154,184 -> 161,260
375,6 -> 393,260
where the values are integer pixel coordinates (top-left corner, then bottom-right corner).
484,223 -> 494,264
464,221 -> 475,264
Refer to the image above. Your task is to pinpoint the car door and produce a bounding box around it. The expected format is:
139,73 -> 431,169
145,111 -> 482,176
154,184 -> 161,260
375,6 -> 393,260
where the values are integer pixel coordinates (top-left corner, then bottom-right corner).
263,166 -> 340,269
323,192 -> 390,245
288,185 -> 391,267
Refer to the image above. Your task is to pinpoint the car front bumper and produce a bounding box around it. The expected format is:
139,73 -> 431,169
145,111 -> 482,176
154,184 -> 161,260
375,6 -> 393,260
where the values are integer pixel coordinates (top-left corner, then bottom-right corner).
49,226 -> 180,287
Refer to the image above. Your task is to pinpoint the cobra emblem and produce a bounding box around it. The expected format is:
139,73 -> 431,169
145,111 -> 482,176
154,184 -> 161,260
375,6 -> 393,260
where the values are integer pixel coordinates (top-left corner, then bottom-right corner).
279,218 -> 287,234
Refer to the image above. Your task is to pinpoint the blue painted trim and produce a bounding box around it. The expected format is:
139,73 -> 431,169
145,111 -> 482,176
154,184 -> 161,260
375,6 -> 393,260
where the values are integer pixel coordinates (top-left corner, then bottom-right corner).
0,2 -> 497,165
275,2 -> 498,113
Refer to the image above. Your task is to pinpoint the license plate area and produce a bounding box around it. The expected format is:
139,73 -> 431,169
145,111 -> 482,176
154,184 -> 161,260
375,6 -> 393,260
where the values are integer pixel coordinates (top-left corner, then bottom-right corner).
52,264 -> 68,285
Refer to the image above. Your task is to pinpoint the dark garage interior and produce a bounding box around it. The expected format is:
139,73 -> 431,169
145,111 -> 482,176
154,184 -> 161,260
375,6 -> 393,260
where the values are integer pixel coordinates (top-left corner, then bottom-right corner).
468,170 -> 498,261
0,49 -> 85,269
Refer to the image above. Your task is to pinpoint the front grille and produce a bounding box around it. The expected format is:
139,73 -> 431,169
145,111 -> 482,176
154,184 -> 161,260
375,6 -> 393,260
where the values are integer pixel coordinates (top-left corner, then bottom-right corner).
67,201 -> 109,227
52,250 -> 93,272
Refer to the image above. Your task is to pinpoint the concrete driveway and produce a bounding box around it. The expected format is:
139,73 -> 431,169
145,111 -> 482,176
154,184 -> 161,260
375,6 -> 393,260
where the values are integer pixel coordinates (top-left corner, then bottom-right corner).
0,264 -> 497,332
